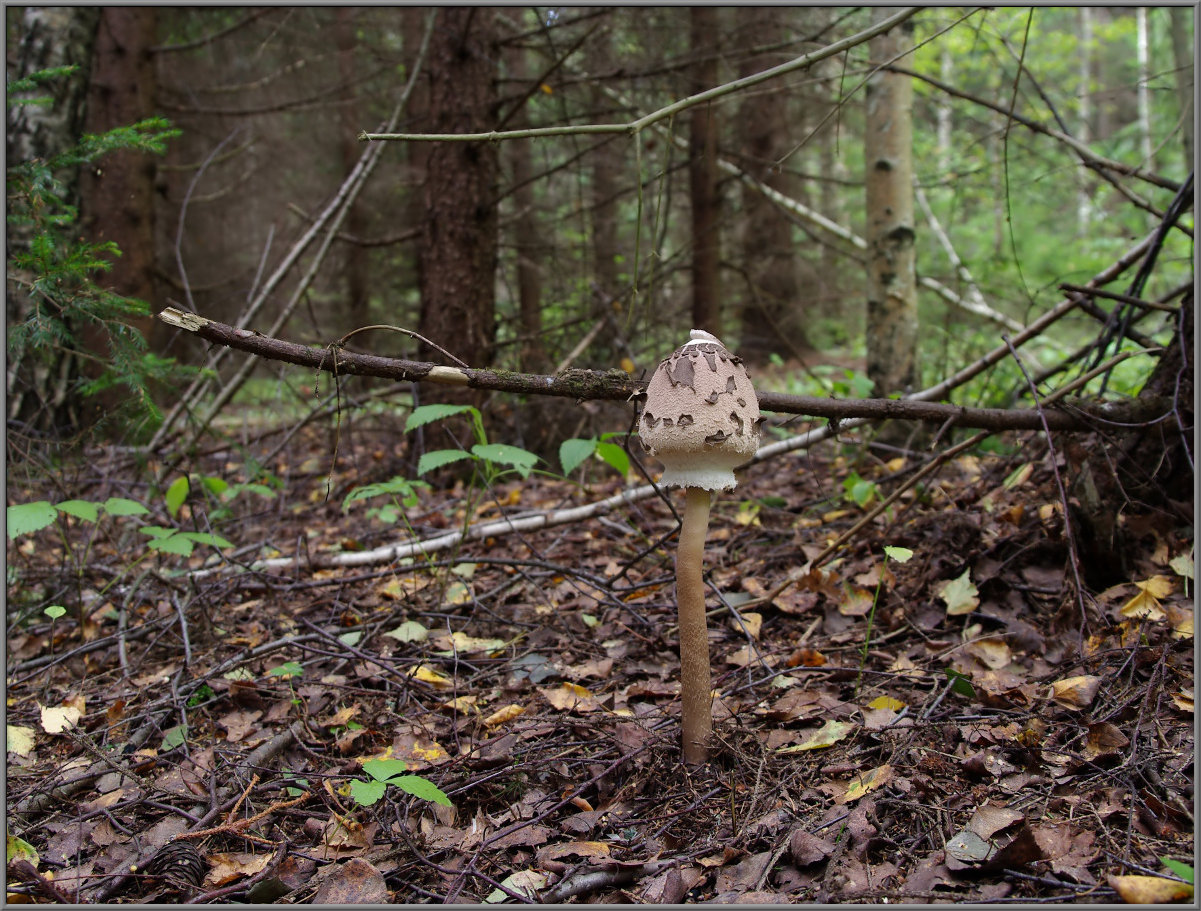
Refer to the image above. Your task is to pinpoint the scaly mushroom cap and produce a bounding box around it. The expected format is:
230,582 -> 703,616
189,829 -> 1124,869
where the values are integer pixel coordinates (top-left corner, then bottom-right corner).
641,329 -> 760,491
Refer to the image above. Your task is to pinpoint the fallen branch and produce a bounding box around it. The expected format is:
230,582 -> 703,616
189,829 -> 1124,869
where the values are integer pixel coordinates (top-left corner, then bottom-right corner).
156,307 -> 1169,434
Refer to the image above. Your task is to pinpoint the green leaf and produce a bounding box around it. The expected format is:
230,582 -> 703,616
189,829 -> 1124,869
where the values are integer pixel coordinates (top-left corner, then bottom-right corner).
200,476 -> 229,497
471,443 -> 539,477
416,449 -> 475,476
177,531 -> 233,549
384,620 -> 429,642
44,605 -> 67,620
146,534 -> 194,556
944,668 -> 976,698
343,476 -> 428,510
362,758 -> 409,782
161,723 -> 188,750
139,525 -> 175,539
559,437 -> 597,476
164,475 -> 189,517
348,778 -> 387,807
404,403 -> 477,433
102,497 -> 149,517
268,661 -> 304,679
1161,857 -> 1194,884
883,545 -> 914,563
339,631 -> 362,647
595,441 -> 630,477
6,833 -> 40,867
7,501 -> 57,538
390,774 -> 452,806
55,499 -> 100,522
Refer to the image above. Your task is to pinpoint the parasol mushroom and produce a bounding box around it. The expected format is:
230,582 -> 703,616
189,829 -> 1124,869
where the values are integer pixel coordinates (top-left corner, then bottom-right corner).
640,329 -> 760,764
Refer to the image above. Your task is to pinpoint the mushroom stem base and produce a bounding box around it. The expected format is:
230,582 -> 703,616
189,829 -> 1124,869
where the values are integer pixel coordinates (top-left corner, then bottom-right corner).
677,486 -> 713,765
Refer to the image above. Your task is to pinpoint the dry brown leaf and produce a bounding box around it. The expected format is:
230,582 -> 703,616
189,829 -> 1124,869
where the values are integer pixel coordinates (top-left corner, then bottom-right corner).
1082,722 -> 1130,761
965,638 -> 1011,670
1049,675 -> 1102,709
732,611 -> 763,640
536,841 -> 611,863
838,585 -> 875,617
311,857 -> 389,904
205,851 -> 273,888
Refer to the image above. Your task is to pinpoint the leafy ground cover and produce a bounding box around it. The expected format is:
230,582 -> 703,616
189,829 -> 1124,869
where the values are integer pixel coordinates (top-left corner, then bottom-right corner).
5,420 -> 1194,903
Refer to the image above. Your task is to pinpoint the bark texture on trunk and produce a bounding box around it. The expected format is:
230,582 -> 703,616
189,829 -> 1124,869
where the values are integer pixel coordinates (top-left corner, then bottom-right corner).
335,7 -> 371,338
735,8 -> 806,364
688,7 -> 721,337
864,13 -> 918,402
1168,6 -> 1194,173
417,7 -> 498,372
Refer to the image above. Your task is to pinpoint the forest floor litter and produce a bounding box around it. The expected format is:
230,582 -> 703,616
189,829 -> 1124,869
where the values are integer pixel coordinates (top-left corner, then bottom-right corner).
5,420 -> 1194,903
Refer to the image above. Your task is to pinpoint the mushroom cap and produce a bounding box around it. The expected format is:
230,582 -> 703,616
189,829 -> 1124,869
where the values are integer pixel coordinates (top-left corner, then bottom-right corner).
640,329 -> 760,491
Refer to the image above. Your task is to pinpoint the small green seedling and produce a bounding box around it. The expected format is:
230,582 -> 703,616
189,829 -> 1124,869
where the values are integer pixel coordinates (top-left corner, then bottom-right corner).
349,758 -> 451,808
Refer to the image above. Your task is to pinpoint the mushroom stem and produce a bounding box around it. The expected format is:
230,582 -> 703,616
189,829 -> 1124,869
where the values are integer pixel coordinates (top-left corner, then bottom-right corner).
676,485 -> 713,765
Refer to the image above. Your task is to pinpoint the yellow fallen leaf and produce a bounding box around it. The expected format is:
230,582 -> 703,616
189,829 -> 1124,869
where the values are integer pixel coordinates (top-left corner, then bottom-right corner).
1109,874 -> 1193,904
406,665 -> 454,689
778,719 -> 854,752
867,696 -> 906,712
542,683 -> 599,712
1049,675 -> 1101,709
733,612 -> 762,640
1165,605 -> 1193,640
1119,588 -> 1165,620
440,695 -> 478,714
483,704 -> 525,727
39,703 -> 82,734
838,763 -> 894,804
7,724 -> 36,756
1137,575 -> 1175,599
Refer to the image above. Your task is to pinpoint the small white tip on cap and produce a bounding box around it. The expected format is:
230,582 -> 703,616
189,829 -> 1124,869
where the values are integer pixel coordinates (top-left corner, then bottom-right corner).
685,328 -> 725,348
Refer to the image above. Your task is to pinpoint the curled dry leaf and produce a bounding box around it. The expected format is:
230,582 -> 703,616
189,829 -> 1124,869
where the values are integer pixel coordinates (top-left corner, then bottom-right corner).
1082,722 -> 1130,761
1049,675 -> 1102,709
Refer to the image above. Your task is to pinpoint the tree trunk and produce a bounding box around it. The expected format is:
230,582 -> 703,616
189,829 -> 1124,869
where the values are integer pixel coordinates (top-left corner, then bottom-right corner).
1067,292 -> 1193,588
335,7 -> 371,338
1077,7 -> 1094,234
688,7 -> 721,337
586,24 -> 624,368
6,6 -> 101,434
504,27 -> 545,375
735,8 -> 808,364
1168,6 -> 1194,173
1135,7 -> 1153,168
417,8 -> 499,371
76,8 -> 160,426
864,11 -> 918,405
